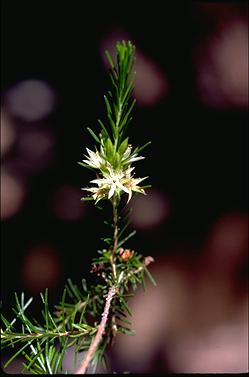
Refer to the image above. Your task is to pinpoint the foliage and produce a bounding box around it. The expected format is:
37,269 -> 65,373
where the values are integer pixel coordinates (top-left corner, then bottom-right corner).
1,40 -> 155,374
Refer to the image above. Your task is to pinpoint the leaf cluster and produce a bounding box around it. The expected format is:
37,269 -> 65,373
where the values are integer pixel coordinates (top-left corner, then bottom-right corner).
1,245 -> 155,374
79,40 -> 151,175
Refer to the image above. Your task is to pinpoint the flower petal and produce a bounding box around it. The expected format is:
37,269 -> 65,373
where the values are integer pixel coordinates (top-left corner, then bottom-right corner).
129,156 -> 145,162
116,181 -> 130,194
126,189 -> 133,203
108,183 -> 116,199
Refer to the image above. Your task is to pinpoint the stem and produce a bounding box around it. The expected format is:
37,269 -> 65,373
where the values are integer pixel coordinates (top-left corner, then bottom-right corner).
110,197 -> 119,342
111,197 -> 119,280
75,286 -> 117,374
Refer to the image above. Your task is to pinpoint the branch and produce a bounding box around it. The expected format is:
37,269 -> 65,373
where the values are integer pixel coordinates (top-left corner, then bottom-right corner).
75,286 -> 117,374
111,199 -> 118,280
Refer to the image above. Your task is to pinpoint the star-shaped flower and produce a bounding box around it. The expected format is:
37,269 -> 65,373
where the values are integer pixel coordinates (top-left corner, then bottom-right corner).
82,166 -> 147,203
121,145 -> 145,165
82,148 -> 105,169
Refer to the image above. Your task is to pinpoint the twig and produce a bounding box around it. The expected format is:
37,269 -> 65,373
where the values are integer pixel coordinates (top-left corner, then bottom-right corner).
75,286 -> 117,374
76,257 -> 154,374
111,198 -> 118,280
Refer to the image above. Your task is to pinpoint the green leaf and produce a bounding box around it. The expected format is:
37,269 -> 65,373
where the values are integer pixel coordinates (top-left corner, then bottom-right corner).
87,127 -> 101,144
116,316 -> 132,325
117,230 -> 136,249
118,296 -> 132,316
104,95 -> 112,115
141,275 -> 147,292
1,313 -> 15,332
105,138 -> 114,160
119,98 -> 136,131
101,237 -> 112,245
118,137 -> 128,156
117,326 -> 135,336
29,342 -> 47,373
45,342 -> 53,374
134,140 -> 152,154
97,119 -> 110,140
109,71 -> 118,91
23,350 -> 45,374
107,113 -> 118,139
144,267 -> 157,286
118,219 -> 131,240
13,293 -> 34,334
121,80 -> 134,108
105,50 -> 115,69
80,197 -> 94,201
67,279 -> 82,301
4,339 -> 34,368
54,338 -> 68,373
105,50 -> 118,82
77,161 -> 95,172
113,151 -> 120,169
40,290 -> 49,331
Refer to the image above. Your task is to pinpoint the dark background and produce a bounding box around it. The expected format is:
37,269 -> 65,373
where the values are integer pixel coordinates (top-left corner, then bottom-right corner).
1,1 -> 248,373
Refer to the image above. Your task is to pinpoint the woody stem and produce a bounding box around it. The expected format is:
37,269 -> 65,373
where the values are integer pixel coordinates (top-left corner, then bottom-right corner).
75,286 -> 117,374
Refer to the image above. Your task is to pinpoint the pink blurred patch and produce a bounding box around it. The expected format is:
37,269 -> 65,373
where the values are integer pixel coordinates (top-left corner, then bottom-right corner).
1,171 -> 26,220
51,185 -> 86,221
166,321 -> 248,373
21,245 -> 61,292
17,129 -> 55,173
129,188 -> 170,229
204,212 -> 248,272
195,18 -> 248,109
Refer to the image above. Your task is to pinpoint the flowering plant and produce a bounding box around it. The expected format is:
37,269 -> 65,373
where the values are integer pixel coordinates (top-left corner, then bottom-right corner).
1,40 -> 155,374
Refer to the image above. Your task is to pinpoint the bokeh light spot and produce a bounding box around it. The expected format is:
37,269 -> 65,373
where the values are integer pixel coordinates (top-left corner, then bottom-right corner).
21,245 -> 61,292
5,79 -> 56,121
196,19 -> 248,109
205,213 -> 248,270
51,185 -> 86,221
17,129 -> 55,173
134,51 -> 168,106
129,189 -> 170,229
1,172 -> 26,220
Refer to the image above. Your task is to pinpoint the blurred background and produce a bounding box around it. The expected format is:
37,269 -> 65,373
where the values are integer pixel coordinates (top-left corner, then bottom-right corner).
1,1 -> 248,373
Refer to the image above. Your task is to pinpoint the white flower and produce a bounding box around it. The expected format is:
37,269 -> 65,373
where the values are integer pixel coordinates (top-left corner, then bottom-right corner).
90,167 -> 129,199
82,165 -> 147,203
122,145 -> 145,164
82,148 -> 105,169
121,175 -> 147,203
82,145 -> 144,171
